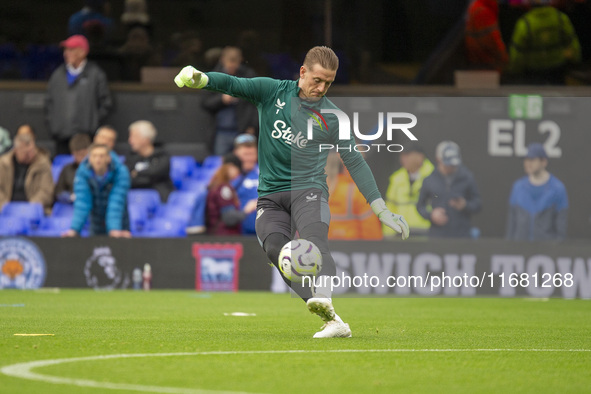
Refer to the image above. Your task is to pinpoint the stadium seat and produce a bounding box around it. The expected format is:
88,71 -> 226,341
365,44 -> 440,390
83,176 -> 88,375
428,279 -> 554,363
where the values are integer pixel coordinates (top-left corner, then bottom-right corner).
202,155 -> 223,170
51,202 -> 74,218
53,154 -> 74,167
51,164 -> 64,183
127,189 -> 162,216
139,217 -> 186,238
180,178 -> 209,192
166,190 -> 201,208
170,156 -> 197,189
1,202 -> 44,229
190,167 -> 217,182
186,191 -> 207,235
0,217 -> 30,236
154,205 -> 191,225
128,204 -> 150,235
29,217 -> 72,237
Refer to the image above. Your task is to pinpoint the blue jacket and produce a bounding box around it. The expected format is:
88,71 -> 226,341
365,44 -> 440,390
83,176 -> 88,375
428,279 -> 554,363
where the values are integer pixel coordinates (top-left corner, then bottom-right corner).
232,165 -> 259,235
71,152 -> 130,235
506,174 -> 568,241
417,165 -> 482,238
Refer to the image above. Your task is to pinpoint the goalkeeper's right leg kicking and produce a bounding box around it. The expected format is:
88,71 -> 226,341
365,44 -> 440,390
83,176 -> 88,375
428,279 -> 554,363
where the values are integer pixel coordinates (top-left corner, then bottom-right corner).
256,188 -> 351,338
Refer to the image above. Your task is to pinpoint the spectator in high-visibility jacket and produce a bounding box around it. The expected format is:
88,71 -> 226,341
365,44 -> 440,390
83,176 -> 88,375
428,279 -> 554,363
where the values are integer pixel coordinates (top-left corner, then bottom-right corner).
327,154 -> 382,240
384,143 -> 434,237
465,0 -> 509,71
509,4 -> 581,84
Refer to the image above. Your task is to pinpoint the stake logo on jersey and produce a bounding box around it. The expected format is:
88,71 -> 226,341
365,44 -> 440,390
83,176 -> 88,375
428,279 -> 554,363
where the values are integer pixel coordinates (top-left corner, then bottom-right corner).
271,120 -> 308,149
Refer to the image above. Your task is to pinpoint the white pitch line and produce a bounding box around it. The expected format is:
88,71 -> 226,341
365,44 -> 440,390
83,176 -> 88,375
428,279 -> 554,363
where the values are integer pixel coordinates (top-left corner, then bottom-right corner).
1,349 -> 590,394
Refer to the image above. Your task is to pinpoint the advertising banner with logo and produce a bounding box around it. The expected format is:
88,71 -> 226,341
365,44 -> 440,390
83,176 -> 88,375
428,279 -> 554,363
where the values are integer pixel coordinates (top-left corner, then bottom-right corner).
1,237 -> 589,298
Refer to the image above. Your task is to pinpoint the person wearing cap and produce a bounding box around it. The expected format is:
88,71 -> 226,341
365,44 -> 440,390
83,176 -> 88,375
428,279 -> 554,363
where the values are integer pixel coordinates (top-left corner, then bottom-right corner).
417,141 -> 482,238
384,142 -> 434,237
506,142 -> 568,241
205,153 -> 258,235
232,134 -> 259,235
45,34 -> 112,156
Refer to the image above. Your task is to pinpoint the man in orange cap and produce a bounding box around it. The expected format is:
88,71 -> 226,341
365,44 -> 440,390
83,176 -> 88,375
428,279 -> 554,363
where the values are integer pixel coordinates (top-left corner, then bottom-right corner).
45,34 -> 112,156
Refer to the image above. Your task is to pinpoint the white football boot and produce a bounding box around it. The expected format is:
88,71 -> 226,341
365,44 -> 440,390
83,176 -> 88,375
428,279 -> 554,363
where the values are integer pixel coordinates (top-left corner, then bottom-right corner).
312,320 -> 352,338
307,297 -> 352,338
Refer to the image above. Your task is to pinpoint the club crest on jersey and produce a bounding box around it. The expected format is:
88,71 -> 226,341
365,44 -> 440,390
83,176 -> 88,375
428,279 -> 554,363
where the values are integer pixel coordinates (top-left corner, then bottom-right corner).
272,120 -> 308,149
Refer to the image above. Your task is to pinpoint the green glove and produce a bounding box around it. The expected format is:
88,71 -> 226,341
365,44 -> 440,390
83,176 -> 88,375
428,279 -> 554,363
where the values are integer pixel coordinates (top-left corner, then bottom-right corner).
174,66 -> 209,89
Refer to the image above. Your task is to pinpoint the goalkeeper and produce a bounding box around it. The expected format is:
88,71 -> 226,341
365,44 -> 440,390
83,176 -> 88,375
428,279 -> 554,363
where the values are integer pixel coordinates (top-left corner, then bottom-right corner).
175,46 -> 409,338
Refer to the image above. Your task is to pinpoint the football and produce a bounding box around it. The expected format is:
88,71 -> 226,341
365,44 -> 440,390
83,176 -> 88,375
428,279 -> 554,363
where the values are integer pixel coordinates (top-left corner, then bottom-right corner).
278,239 -> 323,283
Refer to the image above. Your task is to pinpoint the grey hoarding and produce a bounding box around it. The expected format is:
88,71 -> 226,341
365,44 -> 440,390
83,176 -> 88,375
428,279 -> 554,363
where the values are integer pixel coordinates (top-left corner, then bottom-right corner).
0,237 -> 589,298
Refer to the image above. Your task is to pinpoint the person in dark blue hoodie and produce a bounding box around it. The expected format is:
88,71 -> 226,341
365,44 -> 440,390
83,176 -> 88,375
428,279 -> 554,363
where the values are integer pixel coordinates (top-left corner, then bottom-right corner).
417,141 -> 482,238
62,143 -> 131,237
506,142 -> 568,241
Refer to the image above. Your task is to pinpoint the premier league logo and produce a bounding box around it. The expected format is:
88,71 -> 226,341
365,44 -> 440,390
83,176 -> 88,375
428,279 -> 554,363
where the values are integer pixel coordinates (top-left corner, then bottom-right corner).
0,238 -> 46,289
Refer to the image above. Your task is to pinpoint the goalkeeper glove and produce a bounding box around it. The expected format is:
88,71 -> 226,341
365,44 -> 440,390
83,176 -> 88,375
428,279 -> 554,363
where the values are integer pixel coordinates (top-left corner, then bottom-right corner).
174,66 -> 209,89
371,198 -> 410,240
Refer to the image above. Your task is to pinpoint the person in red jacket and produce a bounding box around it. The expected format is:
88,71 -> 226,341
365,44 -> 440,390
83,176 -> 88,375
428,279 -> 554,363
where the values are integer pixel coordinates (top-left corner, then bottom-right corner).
465,0 -> 509,71
205,154 -> 257,235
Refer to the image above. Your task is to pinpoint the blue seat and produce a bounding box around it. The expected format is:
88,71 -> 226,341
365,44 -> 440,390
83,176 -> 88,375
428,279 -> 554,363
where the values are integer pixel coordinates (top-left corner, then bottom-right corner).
128,204 -> 149,235
29,217 -> 71,237
202,155 -> 223,170
1,202 -> 44,229
180,178 -> 209,192
154,205 -> 191,225
166,190 -> 201,208
139,217 -> 186,238
190,167 -> 217,182
127,189 -> 161,216
51,202 -> 74,218
0,217 -> 30,236
53,154 -> 74,166
170,156 -> 197,189
51,164 -> 64,183
186,191 -> 207,235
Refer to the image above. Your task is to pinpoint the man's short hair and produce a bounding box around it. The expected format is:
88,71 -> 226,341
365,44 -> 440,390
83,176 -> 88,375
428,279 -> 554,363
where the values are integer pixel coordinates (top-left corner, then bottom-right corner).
96,125 -> 118,138
303,46 -> 339,71
88,143 -> 110,153
69,133 -> 92,153
129,120 -> 157,143
13,133 -> 34,148
16,123 -> 36,139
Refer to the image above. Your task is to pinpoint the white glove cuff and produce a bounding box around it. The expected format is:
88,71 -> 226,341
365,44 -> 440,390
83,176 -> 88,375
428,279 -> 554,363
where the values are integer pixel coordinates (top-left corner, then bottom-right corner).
196,73 -> 209,89
370,198 -> 387,216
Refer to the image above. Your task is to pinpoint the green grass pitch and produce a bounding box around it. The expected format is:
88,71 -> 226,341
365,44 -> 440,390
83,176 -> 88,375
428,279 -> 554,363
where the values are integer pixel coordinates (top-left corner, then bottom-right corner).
0,290 -> 590,393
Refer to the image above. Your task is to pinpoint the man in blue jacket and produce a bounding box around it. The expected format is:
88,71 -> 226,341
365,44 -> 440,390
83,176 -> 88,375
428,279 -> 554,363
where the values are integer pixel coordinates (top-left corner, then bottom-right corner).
417,141 -> 482,238
62,143 -> 131,237
506,143 -> 568,241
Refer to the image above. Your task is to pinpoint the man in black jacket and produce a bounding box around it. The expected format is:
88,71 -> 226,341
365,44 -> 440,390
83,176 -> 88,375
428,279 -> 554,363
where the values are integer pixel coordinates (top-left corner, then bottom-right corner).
417,141 -> 482,238
45,35 -> 112,156
202,46 -> 259,155
126,120 -> 173,202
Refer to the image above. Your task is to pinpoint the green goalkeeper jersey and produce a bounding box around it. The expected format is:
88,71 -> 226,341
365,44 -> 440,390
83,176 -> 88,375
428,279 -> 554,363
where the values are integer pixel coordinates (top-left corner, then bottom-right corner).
204,72 -> 382,203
